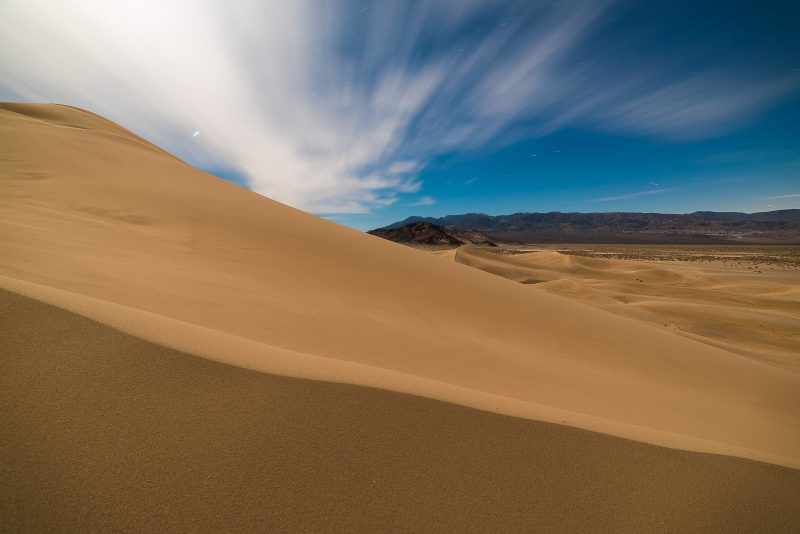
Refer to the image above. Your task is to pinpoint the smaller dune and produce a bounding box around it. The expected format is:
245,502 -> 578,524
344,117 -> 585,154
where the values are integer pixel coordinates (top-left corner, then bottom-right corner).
452,246 -> 800,371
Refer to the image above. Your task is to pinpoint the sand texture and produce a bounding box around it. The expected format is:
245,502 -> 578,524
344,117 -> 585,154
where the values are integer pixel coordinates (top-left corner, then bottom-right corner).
3,289 -> 800,533
2,102 -> 800,530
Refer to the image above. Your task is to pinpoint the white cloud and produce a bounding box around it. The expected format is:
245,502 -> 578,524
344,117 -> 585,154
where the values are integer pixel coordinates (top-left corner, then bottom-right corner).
588,75 -> 796,140
386,161 -> 420,175
761,193 -> 800,200
0,0 -> 794,213
410,196 -> 436,206
591,188 -> 675,202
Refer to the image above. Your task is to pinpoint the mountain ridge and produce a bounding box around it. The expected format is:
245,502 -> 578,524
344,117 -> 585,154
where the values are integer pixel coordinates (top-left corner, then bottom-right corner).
376,209 -> 800,244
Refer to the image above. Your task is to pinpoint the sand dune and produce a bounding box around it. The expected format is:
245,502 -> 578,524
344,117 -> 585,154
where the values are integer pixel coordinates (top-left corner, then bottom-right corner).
2,103 -> 800,466
2,102 -> 800,529
3,290 -> 800,533
455,246 -> 800,371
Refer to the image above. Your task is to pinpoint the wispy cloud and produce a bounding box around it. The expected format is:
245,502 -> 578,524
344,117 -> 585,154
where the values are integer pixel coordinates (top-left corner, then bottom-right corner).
590,188 -> 675,202
0,0 -> 794,213
761,193 -> 800,200
465,177 -> 480,185
386,161 -> 420,175
410,196 -> 436,207
584,74 -> 795,140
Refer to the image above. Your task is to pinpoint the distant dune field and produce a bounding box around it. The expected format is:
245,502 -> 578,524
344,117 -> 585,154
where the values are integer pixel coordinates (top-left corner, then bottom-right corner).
2,103 -> 799,531
452,246 -> 800,371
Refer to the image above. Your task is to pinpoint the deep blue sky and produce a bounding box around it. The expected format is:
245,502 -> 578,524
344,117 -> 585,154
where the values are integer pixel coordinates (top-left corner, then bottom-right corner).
347,102 -> 800,229
327,0 -> 800,229
2,0 -> 799,230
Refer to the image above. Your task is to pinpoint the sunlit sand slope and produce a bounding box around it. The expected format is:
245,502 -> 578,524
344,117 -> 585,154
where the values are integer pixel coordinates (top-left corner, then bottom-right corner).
1,103 -> 799,467
455,246 -> 800,371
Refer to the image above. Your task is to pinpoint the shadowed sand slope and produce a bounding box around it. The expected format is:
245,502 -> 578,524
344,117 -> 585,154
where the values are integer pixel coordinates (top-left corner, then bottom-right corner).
1,103 -> 800,468
3,290 -> 800,533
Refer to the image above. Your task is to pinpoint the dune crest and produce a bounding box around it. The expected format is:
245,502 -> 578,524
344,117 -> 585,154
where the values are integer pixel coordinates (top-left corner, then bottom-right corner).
2,103 -> 799,467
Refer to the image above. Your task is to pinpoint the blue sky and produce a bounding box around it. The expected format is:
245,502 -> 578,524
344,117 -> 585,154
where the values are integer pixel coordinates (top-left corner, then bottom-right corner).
1,0 -> 798,230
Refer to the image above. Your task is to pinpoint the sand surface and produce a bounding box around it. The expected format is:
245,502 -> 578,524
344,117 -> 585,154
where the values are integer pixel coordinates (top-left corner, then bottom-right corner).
454,246 -> 800,371
3,289 -> 800,533
2,102 -> 799,462
2,102 -> 800,529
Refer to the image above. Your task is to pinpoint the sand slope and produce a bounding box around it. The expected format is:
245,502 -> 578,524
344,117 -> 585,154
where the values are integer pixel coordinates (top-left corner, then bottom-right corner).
1,103 -> 799,470
3,290 -> 800,533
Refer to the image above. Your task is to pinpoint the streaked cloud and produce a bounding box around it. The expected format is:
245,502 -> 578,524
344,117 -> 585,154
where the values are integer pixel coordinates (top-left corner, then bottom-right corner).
591,188 -> 675,202
410,196 -> 436,207
584,75 -> 795,140
761,193 -> 800,200
0,0 -> 794,213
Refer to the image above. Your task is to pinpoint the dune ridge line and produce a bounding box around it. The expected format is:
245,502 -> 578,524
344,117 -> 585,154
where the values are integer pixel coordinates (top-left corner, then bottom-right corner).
2,273 -> 798,470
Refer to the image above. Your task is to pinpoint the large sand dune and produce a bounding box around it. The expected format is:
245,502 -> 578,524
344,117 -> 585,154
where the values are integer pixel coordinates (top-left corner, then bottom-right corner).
1,103 -> 799,529
3,289 -> 799,532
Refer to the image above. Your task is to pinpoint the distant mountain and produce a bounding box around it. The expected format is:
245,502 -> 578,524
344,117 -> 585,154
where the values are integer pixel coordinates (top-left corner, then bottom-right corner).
375,210 -> 800,244
368,222 -> 497,248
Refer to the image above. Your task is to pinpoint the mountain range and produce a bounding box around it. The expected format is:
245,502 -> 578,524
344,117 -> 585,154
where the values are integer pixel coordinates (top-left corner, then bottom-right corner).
375,210 -> 800,244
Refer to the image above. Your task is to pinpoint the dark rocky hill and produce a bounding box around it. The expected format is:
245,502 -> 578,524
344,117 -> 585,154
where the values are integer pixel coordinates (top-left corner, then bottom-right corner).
368,222 -> 497,248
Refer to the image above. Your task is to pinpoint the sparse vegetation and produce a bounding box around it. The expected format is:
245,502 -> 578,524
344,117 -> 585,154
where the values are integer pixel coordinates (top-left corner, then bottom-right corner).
488,244 -> 800,270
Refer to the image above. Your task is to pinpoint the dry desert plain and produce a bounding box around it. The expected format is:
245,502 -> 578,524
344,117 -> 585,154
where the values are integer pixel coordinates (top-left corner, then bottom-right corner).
2,103 -> 800,532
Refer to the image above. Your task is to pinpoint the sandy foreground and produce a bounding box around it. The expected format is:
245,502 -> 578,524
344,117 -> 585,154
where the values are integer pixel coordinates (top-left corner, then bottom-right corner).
3,289 -> 800,532
1,103 -> 800,530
